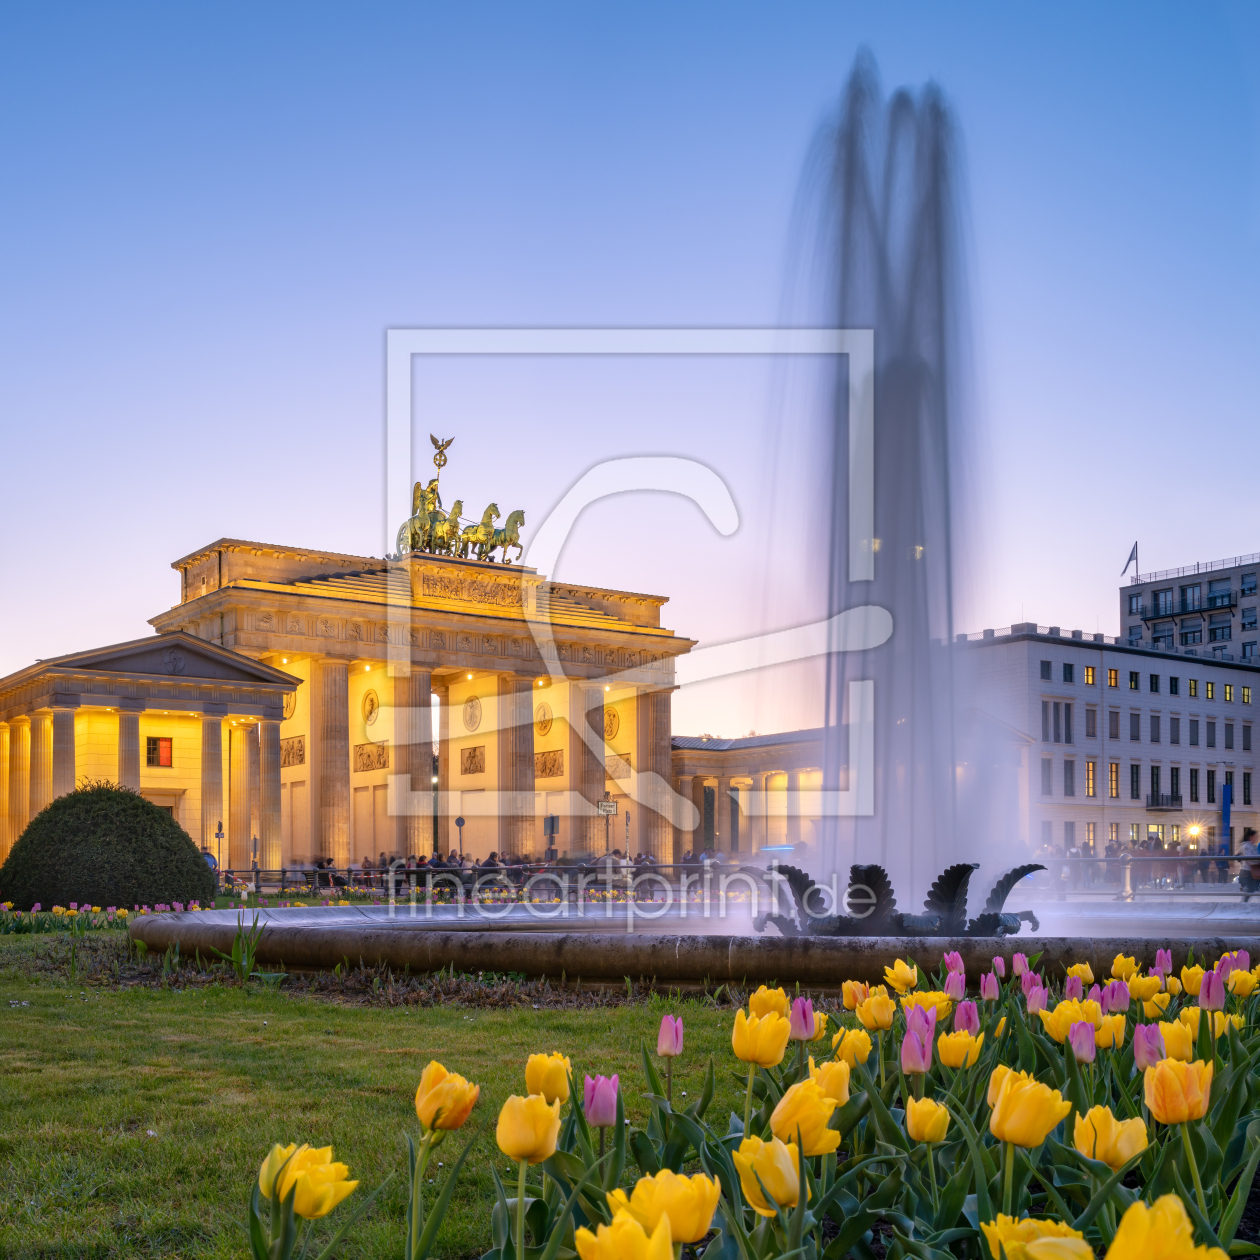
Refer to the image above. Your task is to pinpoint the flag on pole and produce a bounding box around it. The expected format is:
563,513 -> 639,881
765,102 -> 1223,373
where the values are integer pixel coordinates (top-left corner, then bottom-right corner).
1121,541 -> 1138,577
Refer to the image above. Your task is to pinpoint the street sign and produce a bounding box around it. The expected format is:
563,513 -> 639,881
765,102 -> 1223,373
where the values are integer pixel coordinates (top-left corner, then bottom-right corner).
597,799 -> 618,816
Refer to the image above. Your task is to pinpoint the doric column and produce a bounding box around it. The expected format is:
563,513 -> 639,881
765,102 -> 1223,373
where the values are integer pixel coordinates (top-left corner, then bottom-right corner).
714,776 -> 732,853
568,682 -> 604,852
8,717 -> 29,845
0,723 -> 9,859
259,720 -> 282,869
633,688 -> 673,860
229,723 -> 251,869
673,775 -> 693,860
786,768 -> 802,847
248,723 -> 261,844
435,683 -> 451,856
690,774 -> 707,854
393,668 -> 433,857
318,659 -> 350,864
200,715 -> 223,860
28,712 -> 51,819
497,674 -> 535,856
117,708 -> 141,790
51,707 -> 76,800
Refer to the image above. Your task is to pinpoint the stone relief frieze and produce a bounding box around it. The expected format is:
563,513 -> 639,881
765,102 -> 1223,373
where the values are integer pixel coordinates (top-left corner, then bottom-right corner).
353,740 -> 389,772
281,735 -> 305,767
420,572 -> 524,609
535,749 -> 563,779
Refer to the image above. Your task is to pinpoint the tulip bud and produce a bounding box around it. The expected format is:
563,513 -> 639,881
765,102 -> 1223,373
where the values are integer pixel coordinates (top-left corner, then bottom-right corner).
1132,1023 -> 1166,1070
1026,985 -> 1048,1015
1020,969 -> 1042,997
1154,948 -> 1173,977
1012,953 -> 1028,976
901,1026 -> 934,1075
979,972 -> 1000,1002
1087,984 -> 1102,1005
1064,974 -> 1084,1002
954,999 -> 981,1036
789,996 -> 815,1041
992,956 -> 1006,978
1217,950 -> 1250,977
657,1014 -> 684,1057
1069,1020 -> 1096,1064
583,1074 -> 619,1128
1198,969 -> 1226,1012
944,971 -> 965,1001
842,979 -> 869,1010
942,950 -> 965,974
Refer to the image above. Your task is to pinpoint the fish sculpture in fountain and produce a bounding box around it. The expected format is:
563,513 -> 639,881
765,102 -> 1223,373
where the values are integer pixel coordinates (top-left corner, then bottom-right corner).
754,862 -> 1046,938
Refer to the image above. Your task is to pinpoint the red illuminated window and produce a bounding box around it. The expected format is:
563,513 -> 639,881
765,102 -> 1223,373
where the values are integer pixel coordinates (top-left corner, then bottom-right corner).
146,737 -> 172,768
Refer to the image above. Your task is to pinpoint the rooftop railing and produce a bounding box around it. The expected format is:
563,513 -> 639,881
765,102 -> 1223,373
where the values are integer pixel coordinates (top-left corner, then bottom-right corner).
1128,553 -> 1260,585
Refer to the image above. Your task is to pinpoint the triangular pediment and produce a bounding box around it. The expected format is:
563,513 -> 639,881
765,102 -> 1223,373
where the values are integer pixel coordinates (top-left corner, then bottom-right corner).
45,633 -> 296,686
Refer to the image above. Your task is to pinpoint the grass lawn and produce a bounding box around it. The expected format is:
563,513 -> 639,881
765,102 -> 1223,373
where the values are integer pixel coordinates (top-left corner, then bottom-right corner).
0,933 -> 754,1259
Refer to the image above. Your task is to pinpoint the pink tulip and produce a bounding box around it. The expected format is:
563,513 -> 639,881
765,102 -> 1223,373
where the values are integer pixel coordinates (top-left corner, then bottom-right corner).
944,971 -> 965,1001
1087,984 -> 1102,1005
1068,1020 -> 1096,1064
1101,980 -> 1130,1014
992,956 -> 1006,978
1012,953 -> 1029,977
1020,970 -> 1043,997
942,950 -> 965,975
979,972 -> 1000,1002
902,1005 -> 936,1074
1026,985 -> 1048,1015
32,903 -> 40,912
1133,1023 -> 1166,1070
789,996 -> 815,1041
657,1014 -> 684,1057
584,1074 -> 619,1127
1216,951 -> 1249,979
1154,948 -> 1173,978
1199,969 -> 1226,1012
1064,975 -> 1084,1002
954,1000 -> 980,1035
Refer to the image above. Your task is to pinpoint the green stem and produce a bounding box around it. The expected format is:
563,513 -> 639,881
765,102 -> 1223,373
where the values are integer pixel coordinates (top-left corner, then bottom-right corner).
1003,1140 -> 1015,1217
410,1131 -> 435,1257
927,1145 -> 940,1218
665,1056 -> 672,1106
914,1073 -> 924,1101
516,1159 -> 528,1260
878,1032 -> 886,1090
743,1062 -> 757,1135
1180,1122 -> 1209,1219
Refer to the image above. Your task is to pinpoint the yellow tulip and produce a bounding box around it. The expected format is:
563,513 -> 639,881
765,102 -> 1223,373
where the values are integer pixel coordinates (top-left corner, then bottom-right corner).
1166,976 -> 1183,996
1067,962 -> 1095,984
905,1095 -> 951,1143
856,991 -> 896,1032
1111,955 -> 1138,981
937,1029 -> 984,1068
808,1011 -> 830,1042
576,1213 -> 672,1260
525,1052 -> 572,1104
732,1135 -> 802,1217
1228,969 -> 1258,998
414,1061 -> 480,1131
980,1214 -> 1086,1260
884,958 -> 919,993
1158,1020 -> 1193,1061
988,1069 -> 1072,1147
606,1170 -> 721,1244
1025,1239 -> 1095,1260
842,979 -> 869,1010
1095,1014 -> 1127,1049
257,1144 -> 357,1219
1105,1193 -> 1229,1260
832,1027 -> 873,1067
1144,1059 -> 1213,1124
988,1064 -> 1012,1107
1143,993 -> 1171,1020
1181,964 -> 1205,996
1128,975 -> 1162,1001
1179,1007 -> 1242,1041
1073,1106 -> 1147,1171
1037,999 -> 1103,1043
732,1009 -> 791,1067
259,1143 -> 299,1200
496,1094 -> 561,1164
996,1017 -> 1007,1038
770,1079 -> 841,1155
900,990 -> 953,1021
810,1055 -> 851,1105
749,984 -> 790,1019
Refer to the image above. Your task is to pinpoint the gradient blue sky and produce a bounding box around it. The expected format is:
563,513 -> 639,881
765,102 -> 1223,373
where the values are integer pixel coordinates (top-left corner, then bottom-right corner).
2,4 -> 1258,736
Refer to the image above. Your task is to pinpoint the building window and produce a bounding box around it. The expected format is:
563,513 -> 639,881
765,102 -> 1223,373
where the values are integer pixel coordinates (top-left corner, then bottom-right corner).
1149,674 -> 1160,693
1129,671 -> 1140,690
145,736 -> 172,768
1041,758 -> 1053,796
1064,703 -> 1073,744
1130,764 -> 1141,800
1085,709 -> 1097,738
1169,676 -> 1180,696
1086,761 -> 1096,797
1182,583 -> 1202,611
1128,625 -> 1143,644
1108,710 -> 1120,740
1063,663 -> 1074,683
1129,712 -> 1141,741
1207,721 -> 1216,749
1129,593 -> 1140,615
1150,715 -> 1161,743
1243,607 -> 1257,632
1085,666 -> 1095,686
1054,703 -> 1062,743
1245,645 -> 1257,662
1190,719 -> 1199,746
1170,766 -> 1180,799
1225,722 -> 1234,750
1245,687 -> 1253,704
1153,588 -> 1172,615
1190,768 -> 1199,802
1209,578 -> 1233,608
1206,682 -> 1215,700
1040,660 -> 1051,680
1170,717 -> 1180,744
1150,765 -> 1161,798
1244,573 -> 1258,596
1245,725 -> 1252,752
1209,620 -> 1232,643
1085,821 -> 1095,849
1108,669 -> 1118,688
1064,761 -> 1076,797
1042,701 -> 1050,742
1109,762 -> 1119,799
1130,822 -> 1140,844
1246,772 -> 1253,807
1190,679 -> 1198,697
1225,684 -> 1234,703
1182,627 -> 1203,646
1208,769 -> 1216,804
1226,770 -> 1234,796
1109,821 -> 1118,844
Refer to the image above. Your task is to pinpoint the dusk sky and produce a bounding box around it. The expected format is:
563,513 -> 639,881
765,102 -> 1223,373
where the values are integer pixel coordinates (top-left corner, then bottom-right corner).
2,4 -> 1258,737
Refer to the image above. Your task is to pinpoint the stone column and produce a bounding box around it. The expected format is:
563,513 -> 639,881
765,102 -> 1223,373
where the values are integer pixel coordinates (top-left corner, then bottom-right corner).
51,707 -> 76,800
317,659 -> 350,864
259,720 -> 282,869
715,776 -> 732,853
568,683 -> 604,852
497,675 -> 535,856
738,777 -> 758,853
248,723 -> 261,844
201,715 -> 223,860
786,768 -> 802,847
229,723 -> 251,869
28,712 -> 51,819
435,683 -> 451,856
649,689 -> 673,861
0,723 -> 9,859
690,774 -> 707,854
8,717 -> 29,845
393,668 -> 433,857
117,708 -> 141,790
673,775 -> 693,862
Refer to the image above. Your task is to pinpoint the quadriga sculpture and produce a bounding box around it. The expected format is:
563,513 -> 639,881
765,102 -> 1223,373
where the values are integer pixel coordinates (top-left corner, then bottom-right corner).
754,861 -> 1045,938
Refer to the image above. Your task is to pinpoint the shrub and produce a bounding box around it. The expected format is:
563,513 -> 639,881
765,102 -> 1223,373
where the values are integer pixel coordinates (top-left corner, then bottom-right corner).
0,781 -> 216,911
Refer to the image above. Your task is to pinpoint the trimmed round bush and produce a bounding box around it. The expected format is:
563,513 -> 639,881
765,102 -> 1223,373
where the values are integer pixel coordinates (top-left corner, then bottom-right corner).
0,781 -> 216,911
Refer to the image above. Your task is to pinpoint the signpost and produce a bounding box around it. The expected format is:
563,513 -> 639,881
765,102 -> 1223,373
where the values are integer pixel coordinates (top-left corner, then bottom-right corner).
597,792 -> 617,853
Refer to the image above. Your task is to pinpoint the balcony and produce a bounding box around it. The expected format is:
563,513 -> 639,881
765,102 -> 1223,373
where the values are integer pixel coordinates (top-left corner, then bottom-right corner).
1146,793 -> 1183,811
1207,591 -> 1238,611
